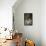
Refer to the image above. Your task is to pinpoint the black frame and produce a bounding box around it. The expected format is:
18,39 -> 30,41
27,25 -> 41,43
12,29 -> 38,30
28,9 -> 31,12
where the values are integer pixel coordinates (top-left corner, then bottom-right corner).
24,13 -> 33,26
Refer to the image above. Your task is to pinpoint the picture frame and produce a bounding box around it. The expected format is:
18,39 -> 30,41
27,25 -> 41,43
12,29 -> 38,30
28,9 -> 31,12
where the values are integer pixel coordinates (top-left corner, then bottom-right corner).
24,13 -> 33,26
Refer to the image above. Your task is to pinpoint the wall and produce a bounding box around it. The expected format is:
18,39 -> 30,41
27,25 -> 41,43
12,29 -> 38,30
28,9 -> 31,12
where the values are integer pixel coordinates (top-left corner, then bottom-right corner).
13,0 -> 41,46
0,0 -> 16,30
41,0 -> 46,46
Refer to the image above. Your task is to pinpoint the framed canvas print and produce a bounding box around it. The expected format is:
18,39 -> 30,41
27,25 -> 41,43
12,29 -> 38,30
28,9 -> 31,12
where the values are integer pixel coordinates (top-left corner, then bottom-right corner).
24,13 -> 33,26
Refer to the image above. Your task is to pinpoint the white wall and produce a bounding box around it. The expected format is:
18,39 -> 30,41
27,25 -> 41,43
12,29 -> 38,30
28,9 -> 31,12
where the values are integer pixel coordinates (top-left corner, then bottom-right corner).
13,0 -> 41,46
41,0 -> 46,46
0,0 -> 16,30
